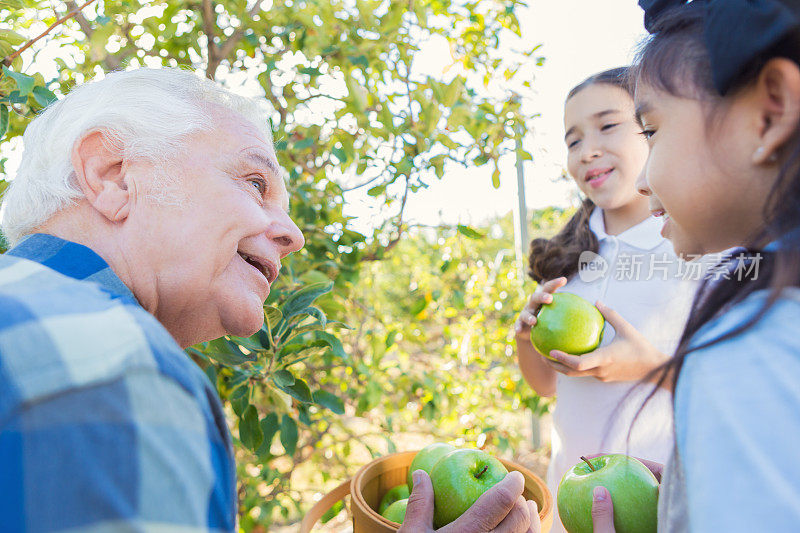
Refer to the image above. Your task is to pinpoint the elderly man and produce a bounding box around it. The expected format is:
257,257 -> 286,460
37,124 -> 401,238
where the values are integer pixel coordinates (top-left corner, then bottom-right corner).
0,68 -> 537,532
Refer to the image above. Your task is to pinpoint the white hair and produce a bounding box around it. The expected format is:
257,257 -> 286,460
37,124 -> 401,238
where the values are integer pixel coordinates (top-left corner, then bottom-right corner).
0,67 -> 273,246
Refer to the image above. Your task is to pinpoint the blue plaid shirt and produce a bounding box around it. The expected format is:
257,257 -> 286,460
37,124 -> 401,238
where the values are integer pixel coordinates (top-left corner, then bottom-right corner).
0,234 -> 237,531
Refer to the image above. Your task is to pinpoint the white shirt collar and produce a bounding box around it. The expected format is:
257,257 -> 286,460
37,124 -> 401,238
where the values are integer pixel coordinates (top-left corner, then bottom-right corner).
588,207 -> 665,250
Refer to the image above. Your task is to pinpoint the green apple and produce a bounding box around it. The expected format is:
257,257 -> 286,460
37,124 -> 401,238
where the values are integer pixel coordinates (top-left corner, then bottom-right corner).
557,454 -> 658,533
408,442 -> 457,490
381,498 -> 408,524
531,292 -> 604,360
429,448 -> 509,528
378,483 -> 410,515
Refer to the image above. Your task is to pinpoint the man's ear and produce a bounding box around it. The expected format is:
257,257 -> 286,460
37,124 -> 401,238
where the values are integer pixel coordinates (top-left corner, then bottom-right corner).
752,58 -> 800,165
71,130 -> 131,222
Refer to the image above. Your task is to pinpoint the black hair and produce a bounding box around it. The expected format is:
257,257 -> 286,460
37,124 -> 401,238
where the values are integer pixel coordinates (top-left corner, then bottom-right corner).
632,6 -> 800,401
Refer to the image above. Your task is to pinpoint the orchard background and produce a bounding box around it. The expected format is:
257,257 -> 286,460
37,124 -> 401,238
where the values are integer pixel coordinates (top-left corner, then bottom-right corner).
0,1 -> 572,529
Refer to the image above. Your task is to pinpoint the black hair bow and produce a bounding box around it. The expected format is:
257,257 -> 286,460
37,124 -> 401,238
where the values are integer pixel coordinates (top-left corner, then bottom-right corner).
638,0 -> 800,94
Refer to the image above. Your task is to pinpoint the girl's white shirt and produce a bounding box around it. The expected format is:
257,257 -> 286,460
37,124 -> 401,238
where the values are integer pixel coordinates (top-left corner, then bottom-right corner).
546,207 -> 698,533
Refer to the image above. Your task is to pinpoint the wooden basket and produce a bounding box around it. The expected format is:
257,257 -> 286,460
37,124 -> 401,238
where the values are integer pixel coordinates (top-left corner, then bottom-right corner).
300,450 -> 553,533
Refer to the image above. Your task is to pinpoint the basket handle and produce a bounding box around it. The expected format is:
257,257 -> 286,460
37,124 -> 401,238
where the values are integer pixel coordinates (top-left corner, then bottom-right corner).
298,478 -> 352,533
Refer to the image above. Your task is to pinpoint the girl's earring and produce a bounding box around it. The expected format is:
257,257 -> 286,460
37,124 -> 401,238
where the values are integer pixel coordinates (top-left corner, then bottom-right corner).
753,147 -> 779,164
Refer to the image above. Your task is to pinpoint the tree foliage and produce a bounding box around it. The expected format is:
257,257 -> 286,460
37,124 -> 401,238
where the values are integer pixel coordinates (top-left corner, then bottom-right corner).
0,0 -> 545,528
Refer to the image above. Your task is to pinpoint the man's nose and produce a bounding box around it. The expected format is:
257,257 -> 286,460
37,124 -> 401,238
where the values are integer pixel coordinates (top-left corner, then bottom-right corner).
269,211 -> 305,257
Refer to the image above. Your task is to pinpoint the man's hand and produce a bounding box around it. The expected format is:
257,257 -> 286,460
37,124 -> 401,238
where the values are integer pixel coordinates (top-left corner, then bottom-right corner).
399,470 -> 540,533
544,301 -> 670,383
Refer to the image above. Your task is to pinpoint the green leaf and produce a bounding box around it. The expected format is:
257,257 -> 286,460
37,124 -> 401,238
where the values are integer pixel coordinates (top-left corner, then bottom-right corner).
278,377 -> 313,403
264,306 -> 283,327
331,146 -> 347,163
300,306 -> 327,329
280,415 -> 298,455
299,66 -> 321,76
367,183 -> 387,197
457,224 -> 485,239
313,389 -> 345,414
31,85 -> 56,107
206,350 -> 253,367
312,331 -> 347,359
321,501 -> 345,523
2,67 -> 34,96
256,412 -> 280,457
272,368 -> 295,387
239,405 -> 263,451
385,330 -> 398,348
228,335 -> 265,353
0,105 -> 8,140
294,137 -> 314,150
5,90 -> 27,104
280,282 -> 334,321
348,54 -> 369,69
231,386 -> 250,417
409,297 -> 427,315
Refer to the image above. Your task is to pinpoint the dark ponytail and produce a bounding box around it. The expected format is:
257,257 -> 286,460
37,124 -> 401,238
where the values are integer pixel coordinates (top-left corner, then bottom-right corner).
528,198 -> 598,283
527,67 -> 634,283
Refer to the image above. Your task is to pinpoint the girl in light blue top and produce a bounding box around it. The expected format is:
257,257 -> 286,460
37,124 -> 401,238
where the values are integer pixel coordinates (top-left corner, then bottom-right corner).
584,1 -> 800,532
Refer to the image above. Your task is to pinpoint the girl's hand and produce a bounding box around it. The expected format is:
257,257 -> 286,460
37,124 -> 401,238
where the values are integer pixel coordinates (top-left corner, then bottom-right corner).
584,455 -> 664,533
514,277 -> 568,341
543,301 -> 670,383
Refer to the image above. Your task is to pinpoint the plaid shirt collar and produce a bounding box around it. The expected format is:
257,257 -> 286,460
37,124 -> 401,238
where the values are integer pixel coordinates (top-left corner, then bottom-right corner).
7,233 -> 139,305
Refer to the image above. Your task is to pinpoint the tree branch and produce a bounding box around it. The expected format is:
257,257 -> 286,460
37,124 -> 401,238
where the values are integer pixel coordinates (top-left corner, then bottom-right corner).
362,177 -> 410,261
65,0 -> 94,37
2,0 -> 100,66
207,1 -> 262,79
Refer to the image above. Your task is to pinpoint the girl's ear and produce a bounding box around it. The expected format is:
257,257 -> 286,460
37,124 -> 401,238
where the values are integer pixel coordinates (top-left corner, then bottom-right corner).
752,58 -> 800,165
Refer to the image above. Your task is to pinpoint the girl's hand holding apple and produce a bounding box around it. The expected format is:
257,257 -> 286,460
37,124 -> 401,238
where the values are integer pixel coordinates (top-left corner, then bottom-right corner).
544,301 -> 671,385
515,277 -> 568,340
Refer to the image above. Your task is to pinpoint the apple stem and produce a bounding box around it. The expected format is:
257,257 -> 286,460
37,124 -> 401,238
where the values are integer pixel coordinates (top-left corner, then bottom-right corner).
580,456 -> 596,472
476,465 -> 489,479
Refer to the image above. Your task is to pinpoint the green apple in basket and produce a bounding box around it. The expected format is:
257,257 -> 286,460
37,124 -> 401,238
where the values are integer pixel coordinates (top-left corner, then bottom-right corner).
429,448 -> 509,528
531,292 -> 605,360
381,498 -> 408,524
378,484 -> 410,515
408,442 -> 457,490
557,454 -> 658,533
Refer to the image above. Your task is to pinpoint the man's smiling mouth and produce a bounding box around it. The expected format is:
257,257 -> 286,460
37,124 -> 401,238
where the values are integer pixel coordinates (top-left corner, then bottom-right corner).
237,251 -> 278,283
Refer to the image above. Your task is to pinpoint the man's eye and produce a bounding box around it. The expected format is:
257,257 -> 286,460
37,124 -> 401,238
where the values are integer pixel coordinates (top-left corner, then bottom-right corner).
248,176 -> 266,195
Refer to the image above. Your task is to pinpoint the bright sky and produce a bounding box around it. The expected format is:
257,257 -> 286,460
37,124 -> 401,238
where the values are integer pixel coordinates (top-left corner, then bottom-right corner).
365,0 -> 648,230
